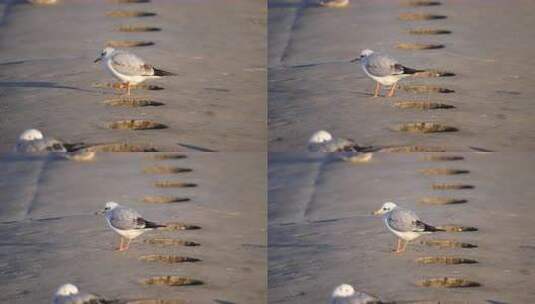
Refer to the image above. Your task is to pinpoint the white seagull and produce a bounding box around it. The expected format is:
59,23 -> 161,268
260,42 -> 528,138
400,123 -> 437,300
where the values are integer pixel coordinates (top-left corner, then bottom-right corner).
100,201 -> 166,251
15,129 -> 67,153
373,202 -> 444,254
307,130 -> 362,153
94,47 -> 176,96
53,283 -> 120,304
351,49 -> 423,97
329,284 -> 382,304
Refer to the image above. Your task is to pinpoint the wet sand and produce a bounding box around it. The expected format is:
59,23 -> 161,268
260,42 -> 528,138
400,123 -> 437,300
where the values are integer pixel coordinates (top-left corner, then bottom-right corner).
0,153 -> 266,303
268,152 -> 535,303
269,0 -> 535,151
0,0 -> 266,152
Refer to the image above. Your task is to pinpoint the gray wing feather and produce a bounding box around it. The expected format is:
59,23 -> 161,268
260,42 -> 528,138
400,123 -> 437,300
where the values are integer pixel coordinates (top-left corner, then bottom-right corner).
16,138 -> 67,153
111,52 -> 154,76
311,138 -> 358,153
110,206 -> 145,230
387,208 -> 423,232
365,53 -> 403,77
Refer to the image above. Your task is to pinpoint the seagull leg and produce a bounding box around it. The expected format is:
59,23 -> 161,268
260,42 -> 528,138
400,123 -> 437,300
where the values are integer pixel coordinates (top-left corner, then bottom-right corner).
115,237 -> 124,251
387,83 -> 397,97
393,238 -> 400,252
399,240 -> 409,253
126,83 -> 131,96
373,82 -> 381,97
124,238 -> 132,251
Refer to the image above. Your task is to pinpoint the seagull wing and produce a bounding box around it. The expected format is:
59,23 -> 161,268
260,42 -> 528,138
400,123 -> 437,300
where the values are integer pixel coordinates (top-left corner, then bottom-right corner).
331,292 -> 382,304
54,292 -> 120,304
387,208 -> 425,232
110,51 -> 154,76
43,138 -> 67,152
365,53 -> 403,77
109,206 -> 146,230
15,138 -> 66,153
312,138 -> 358,153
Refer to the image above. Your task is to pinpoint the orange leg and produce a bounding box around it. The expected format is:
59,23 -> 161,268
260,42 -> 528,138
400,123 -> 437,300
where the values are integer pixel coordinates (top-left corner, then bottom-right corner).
393,238 -> 401,252
387,83 -> 397,97
124,238 -> 132,251
373,82 -> 381,97
399,239 -> 409,253
126,83 -> 131,96
116,237 -> 124,251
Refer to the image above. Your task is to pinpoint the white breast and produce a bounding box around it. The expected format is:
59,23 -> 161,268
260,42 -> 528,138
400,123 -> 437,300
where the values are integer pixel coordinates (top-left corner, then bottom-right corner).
384,217 -> 423,241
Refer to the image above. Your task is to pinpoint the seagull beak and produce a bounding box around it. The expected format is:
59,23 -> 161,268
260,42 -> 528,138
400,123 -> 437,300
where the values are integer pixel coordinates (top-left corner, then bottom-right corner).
350,57 -> 360,63
371,209 -> 381,216
94,57 -> 101,63
94,208 -> 105,215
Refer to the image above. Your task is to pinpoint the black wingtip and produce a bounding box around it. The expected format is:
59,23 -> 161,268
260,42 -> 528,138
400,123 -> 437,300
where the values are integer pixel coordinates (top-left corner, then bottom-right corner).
144,220 -> 167,229
402,66 -> 425,75
153,68 -> 177,76
426,224 -> 445,232
417,220 -> 445,232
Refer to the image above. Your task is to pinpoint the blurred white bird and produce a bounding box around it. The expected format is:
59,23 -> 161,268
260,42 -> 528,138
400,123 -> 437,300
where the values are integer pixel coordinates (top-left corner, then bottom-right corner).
53,283 -> 122,304
94,47 -> 176,95
15,129 -> 67,153
351,49 -> 423,97
329,283 -> 382,304
307,130 -> 362,153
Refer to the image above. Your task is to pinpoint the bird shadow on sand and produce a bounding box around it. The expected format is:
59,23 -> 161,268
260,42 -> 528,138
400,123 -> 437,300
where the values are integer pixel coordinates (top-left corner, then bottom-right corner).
0,81 -> 98,93
177,143 -> 218,152
214,300 -> 236,304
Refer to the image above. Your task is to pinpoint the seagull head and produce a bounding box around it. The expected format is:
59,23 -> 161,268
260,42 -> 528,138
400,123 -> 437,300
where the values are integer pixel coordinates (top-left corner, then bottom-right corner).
350,49 -> 374,63
332,283 -> 355,298
55,283 -> 79,297
372,201 -> 397,215
96,201 -> 119,215
309,130 -> 333,144
19,129 -> 44,141
94,47 -> 115,63
104,201 -> 119,211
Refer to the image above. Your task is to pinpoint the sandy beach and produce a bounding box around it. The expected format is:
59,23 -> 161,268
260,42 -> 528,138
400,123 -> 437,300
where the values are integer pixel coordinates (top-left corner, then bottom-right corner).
0,0 -> 266,152
268,152 -> 535,303
269,0 -> 535,152
0,152 -> 266,303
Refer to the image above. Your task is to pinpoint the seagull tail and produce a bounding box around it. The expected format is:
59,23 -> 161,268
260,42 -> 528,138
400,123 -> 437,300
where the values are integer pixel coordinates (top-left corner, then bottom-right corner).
144,220 -> 167,229
153,68 -> 177,76
401,66 -> 425,75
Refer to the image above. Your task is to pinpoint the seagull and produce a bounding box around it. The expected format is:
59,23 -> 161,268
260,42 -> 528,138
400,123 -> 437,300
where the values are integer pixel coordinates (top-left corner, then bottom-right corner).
15,129 -> 67,153
99,201 -> 166,251
330,284 -> 382,304
53,283 -> 121,304
373,202 -> 444,254
351,49 -> 423,97
307,130 -> 362,153
319,0 -> 349,8
94,47 -> 176,96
